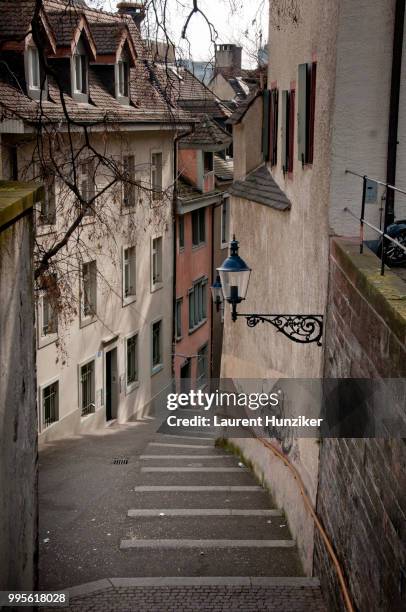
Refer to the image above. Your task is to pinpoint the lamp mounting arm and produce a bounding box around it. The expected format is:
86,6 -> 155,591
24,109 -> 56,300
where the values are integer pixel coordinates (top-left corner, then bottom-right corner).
234,313 -> 324,346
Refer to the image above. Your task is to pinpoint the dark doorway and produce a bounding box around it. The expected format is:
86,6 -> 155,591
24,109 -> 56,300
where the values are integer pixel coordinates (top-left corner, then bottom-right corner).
180,359 -> 191,394
105,348 -> 118,422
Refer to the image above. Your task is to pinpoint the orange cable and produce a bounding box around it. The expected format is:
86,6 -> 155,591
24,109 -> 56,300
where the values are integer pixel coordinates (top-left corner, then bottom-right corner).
258,436 -> 355,612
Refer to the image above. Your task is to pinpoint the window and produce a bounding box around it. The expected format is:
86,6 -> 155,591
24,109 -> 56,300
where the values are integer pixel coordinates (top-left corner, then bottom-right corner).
178,216 -> 185,249
298,62 -> 317,165
82,261 -> 97,319
221,198 -> 230,246
123,246 -> 136,301
189,277 -> 207,331
39,273 -> 58,340
117,59 -> 129,98
126,334 -> 138,390
39,169 -> 56,225
28,46 -> 40,89
175,298 -> 182,340
262,88 -> 278,165
123,155 -> 135,208
204,151 -> 214,173
192,208 -> 205,247
152,320 -> 162,371
197,344 -> 208,388
79,161 -> 95,215
281,89 -> 295,174
80,360 -> 95,416
42,381 -> 59,429
151,237 -> 163,287
151,152 -> 163,201
74,54 -> 87,94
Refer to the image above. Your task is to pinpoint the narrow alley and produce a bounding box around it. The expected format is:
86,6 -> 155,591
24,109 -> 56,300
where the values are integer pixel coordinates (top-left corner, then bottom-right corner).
39,418 -> 326,611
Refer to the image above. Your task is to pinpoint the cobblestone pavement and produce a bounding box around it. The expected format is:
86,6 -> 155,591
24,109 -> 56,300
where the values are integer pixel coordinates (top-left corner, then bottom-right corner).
62,585 -> 327,611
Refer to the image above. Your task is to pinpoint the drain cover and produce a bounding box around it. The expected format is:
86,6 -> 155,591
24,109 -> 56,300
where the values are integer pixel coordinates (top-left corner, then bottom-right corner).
113,458 -> 129,465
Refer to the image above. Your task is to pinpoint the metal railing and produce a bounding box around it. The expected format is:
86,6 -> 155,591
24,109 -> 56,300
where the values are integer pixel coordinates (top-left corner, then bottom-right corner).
344,169 -> 406,275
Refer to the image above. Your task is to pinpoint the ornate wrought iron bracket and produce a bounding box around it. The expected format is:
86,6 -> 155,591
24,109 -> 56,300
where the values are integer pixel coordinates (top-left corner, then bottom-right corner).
235,313 -> 324,346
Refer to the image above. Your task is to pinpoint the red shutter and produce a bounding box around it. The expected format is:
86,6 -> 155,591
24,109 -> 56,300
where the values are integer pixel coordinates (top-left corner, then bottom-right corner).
288,89 -> 295,172
308,62 -> 317,164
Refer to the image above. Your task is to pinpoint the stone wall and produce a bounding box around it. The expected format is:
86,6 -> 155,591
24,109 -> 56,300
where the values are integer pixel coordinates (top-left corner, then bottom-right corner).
315,237 -> 406,611
0,182 -> 40,590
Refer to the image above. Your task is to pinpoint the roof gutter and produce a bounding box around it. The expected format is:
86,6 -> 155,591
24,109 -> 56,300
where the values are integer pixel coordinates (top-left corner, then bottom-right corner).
385,0 -> 405,226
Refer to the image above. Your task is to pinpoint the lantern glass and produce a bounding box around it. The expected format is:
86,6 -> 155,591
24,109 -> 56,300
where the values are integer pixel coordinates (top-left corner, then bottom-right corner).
217,237 -> 251,303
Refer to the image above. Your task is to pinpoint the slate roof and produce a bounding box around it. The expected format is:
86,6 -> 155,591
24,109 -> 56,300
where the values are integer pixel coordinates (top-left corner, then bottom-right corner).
229,165 -> 291,210
214,155 -> 234,182
0,0 -> 190,126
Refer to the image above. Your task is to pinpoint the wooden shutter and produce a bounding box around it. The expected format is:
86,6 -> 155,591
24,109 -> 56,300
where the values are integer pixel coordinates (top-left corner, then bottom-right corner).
308,62 -> 317,164
297,63 -> 308,163
270,89 -> 279,166
281,90 -> 288,172
262,89 -> 271,162
288,89 -> 295,172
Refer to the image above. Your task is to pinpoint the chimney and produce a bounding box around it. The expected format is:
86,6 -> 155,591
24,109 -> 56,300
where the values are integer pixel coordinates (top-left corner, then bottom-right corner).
214,44 -> 242,75
117,2 -> 145,30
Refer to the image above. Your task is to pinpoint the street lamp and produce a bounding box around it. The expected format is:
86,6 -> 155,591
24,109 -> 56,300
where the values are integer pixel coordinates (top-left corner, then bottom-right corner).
215,236 -> 324,346
210,275 -> 224,311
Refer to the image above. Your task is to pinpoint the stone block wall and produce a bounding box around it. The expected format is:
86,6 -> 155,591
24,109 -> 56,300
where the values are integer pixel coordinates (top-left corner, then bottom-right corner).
314,238 -> 406,611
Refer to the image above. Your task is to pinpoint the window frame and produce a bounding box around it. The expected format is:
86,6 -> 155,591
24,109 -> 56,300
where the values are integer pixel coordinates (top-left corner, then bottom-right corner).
221,196 -> 230,248
178,215 -> 185,250
151,318 -> 163,375
71,39 -> 88,102
122,154 -> 136,209
37,274 -> 58,349
151,151 -> 163,201
175,297 -> 183,341
116,57 -> 130,102
122,245 -> 137,305
78,357 -> 96,418
188,276 -> 208,333
80,260 -> 97,326
191,207 -> 206,248
79,160 -> 95,217
125,331 -> 139,394
39,377 -> 60,432
151,236 -> 163,291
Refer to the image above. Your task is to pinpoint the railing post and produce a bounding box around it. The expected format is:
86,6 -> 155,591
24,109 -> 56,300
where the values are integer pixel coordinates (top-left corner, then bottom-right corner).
360,176 -> 367,254
381,186 -> 391,276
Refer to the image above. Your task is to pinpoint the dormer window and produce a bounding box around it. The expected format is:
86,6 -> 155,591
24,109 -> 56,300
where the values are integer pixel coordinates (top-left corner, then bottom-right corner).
25,45 -> 45,100
115,55 -> 130,104
118,59 -> 129,97
28,47 -> 40,89
71,39 -> 88,102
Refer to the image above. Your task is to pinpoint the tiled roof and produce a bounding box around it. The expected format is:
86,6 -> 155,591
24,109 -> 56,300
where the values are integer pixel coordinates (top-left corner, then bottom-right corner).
179,116 -> 232,149
227,90 -> 262,125
0,0 -> 190,126
229,165 -> 291,210
214,155 -> 234,181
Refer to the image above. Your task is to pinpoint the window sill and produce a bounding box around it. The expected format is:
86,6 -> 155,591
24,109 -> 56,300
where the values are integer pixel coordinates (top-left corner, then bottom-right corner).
192,242 -> 206,252
151,363 -> 164,377
188,318 -> 207,335
126,380 -> 140,396
220,242 -> 229,250
80,315 -> 97,330
122,295 -> 137,308
37,333 -> 58,350
121,206 -> 136,215
151,282 -> 163,294
175,335 -> 183,343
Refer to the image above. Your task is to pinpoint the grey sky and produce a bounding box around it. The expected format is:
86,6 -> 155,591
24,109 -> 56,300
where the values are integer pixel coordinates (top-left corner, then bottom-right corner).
98,0 -> 268,67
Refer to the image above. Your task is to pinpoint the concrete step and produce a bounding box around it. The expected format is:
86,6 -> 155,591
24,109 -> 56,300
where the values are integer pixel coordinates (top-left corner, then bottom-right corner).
129,489 -> 275,510
123,515 -> 290,540
114,547 -> 304,577
134,471 -> 257,486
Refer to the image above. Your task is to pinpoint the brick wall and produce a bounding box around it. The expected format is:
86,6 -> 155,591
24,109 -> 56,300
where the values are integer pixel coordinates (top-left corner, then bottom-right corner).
314,238 -> 406,611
